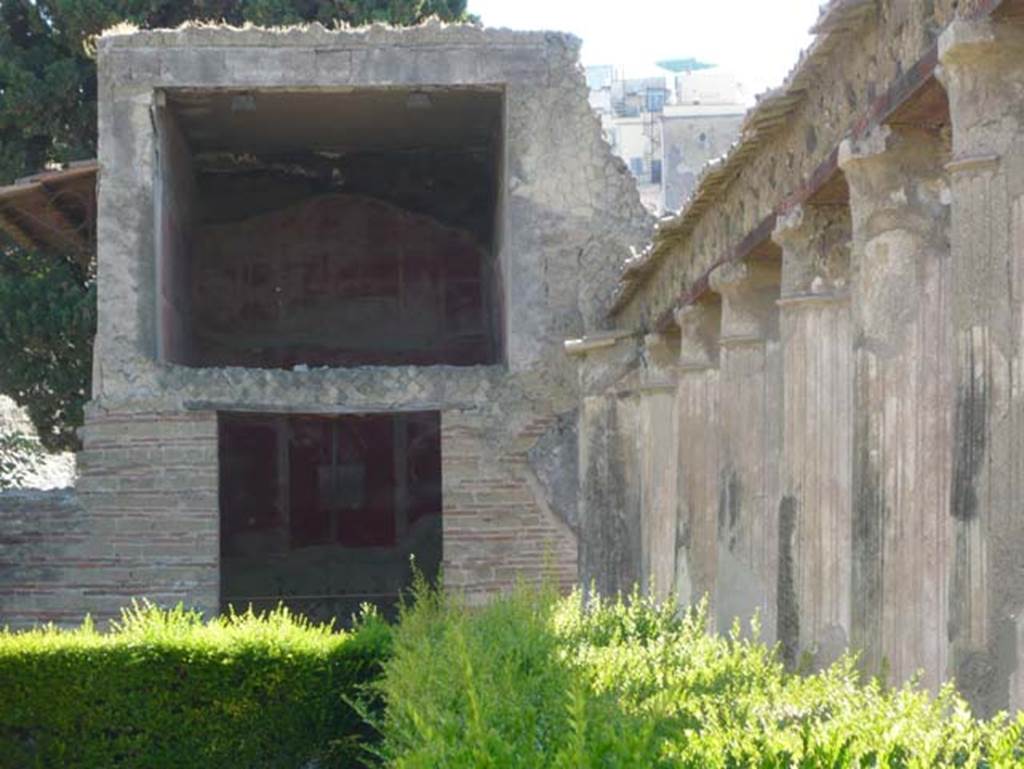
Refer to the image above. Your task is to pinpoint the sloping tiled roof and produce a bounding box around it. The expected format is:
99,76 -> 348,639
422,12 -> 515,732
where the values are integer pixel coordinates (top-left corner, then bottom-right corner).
0,161 -> 97,264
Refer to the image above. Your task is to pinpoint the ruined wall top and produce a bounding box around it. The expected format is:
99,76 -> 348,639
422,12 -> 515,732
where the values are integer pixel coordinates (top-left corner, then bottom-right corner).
97,20 -> 585,91
99,19 -> 579,52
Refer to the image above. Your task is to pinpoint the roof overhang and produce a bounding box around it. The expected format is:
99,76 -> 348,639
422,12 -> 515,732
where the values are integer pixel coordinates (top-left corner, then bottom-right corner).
0,161 -> 97,265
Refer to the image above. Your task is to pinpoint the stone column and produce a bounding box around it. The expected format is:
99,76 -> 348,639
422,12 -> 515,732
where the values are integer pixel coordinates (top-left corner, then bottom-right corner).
637,333 -> 679,601
708,259 -> 783,641
838,125 -> 953,692
772,204 -> 853,669
574,334 -> 644,595
673,301 -> 722,615
939,19 -> 1024,714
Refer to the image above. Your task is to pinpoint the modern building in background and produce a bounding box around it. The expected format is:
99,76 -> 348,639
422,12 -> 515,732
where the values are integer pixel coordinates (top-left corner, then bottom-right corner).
587,62 -> 746,214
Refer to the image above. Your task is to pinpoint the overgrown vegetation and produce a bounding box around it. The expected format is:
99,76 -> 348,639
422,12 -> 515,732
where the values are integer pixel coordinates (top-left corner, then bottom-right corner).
0,602 -> 390,769
5,586 -> 1024,767
0,0 -> 473,448
370,582 -> 1024,768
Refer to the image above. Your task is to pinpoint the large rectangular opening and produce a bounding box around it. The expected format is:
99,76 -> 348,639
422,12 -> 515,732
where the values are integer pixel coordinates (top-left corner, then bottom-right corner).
218,411 -> 443,623
156,88 -> 504,369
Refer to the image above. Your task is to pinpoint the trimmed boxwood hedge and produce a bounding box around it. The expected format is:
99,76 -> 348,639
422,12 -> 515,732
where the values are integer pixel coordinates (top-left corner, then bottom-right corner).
0,602 -> 390,769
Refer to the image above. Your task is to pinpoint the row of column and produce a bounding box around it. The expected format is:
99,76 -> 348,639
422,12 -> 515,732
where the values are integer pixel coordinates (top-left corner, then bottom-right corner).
611,18 -> 1024,712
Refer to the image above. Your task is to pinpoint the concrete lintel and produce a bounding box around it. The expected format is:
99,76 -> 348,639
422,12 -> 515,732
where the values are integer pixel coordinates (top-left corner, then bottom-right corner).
777,291 -> 851,309
183,400 -> 452,415
945,154 -> 1001,175
940,16 -> 1024,73
563,330 -> 637,357
718,334 -> 766,348
939,19 -> 998,65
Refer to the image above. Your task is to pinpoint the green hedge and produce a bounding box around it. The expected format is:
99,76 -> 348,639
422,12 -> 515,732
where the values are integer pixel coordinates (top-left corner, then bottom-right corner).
371,583 -> 1024,768
0,602 -> 390,769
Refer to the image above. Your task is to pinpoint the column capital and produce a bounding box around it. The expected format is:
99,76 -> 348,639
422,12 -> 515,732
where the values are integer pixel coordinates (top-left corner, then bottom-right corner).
673,302 -> 720,371
773,204 -> 851,299
708,260 -> 780,344
639,332 -> 679,391
841,124 -> 950,354
938,19 -> 1024,72
837,125 -> 949,243
837,125 -> 892,172
771,205 -> 813,249
938,18 -> 1024,162
707,260 -> 750,296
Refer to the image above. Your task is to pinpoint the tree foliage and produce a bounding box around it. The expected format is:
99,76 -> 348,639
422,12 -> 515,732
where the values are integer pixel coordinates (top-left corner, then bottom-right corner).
0,249 -> 95,451
0,0 -> 470,449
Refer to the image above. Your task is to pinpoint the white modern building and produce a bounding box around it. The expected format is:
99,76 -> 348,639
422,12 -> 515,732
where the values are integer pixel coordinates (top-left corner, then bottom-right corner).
587,63 -> 747,214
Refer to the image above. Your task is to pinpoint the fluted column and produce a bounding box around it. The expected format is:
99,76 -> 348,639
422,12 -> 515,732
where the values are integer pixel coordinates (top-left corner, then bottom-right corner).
838,124 -> 953,691
575,334 -> 644,596
638,332 -> 679,601
708,259 -> 783,641
940,19 -> 1024,714
773,204 -> 854,668
673,301 -> 722,614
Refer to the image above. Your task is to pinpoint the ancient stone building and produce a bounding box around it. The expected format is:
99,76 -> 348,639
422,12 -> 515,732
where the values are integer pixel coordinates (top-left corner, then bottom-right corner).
575,0 -> 1024,715
0,21 -> 650,626
4,0 -> 1024,717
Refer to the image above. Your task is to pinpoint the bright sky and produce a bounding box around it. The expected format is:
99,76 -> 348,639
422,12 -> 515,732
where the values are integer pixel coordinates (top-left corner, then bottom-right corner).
468,0 -> 824,102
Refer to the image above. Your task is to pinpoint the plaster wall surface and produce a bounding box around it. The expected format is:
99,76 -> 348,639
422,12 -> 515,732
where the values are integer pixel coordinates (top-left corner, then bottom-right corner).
154,104 -> 196,364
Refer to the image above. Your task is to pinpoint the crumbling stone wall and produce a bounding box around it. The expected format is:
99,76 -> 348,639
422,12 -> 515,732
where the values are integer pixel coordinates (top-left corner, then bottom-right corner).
577,0 -> 1024,714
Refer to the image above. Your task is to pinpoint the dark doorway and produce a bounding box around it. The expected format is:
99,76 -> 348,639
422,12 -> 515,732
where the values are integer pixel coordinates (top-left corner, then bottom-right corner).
218,411 -> 442,624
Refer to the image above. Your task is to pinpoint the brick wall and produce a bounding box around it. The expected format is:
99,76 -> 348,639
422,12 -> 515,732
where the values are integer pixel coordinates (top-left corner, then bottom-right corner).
74,409 -> 220,622
0,490 -> 89,627
2,406 -> 577,627
442,411 -> 577,601
0,409 -> 219,628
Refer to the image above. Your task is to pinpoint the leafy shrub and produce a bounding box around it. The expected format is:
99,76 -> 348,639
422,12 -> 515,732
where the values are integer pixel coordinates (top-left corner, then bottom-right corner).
370,583 -> 1024,768
0,602 -> 390,769
0,431 -> 43,490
